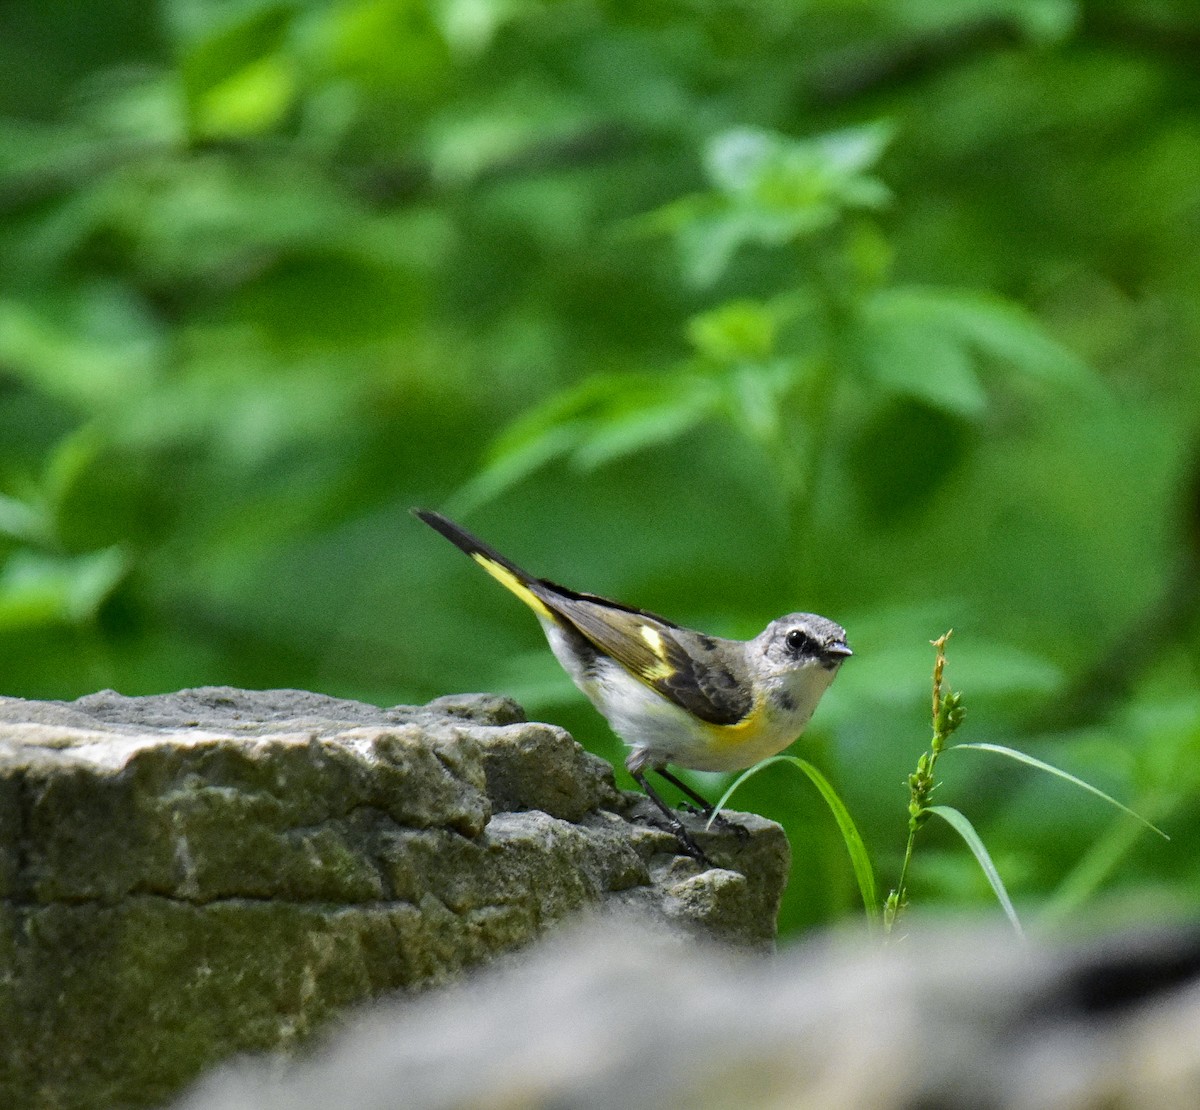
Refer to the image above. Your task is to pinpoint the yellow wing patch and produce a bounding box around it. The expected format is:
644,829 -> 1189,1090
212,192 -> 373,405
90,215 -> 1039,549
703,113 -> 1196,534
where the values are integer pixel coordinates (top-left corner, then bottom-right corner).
544,596 -> 752,726
637,625 -> 674,680
471,553 -> 554,620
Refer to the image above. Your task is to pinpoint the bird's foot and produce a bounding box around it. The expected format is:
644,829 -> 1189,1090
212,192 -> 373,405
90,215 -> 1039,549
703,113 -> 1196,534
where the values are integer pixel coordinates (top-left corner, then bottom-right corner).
670,823 -> 714,868
631,770 -> 715,867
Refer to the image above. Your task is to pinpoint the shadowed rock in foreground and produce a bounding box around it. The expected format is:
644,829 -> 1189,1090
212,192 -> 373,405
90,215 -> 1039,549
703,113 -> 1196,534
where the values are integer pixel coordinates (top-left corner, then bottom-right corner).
0,687 -> 788,1110
179,915 -> 1200,1110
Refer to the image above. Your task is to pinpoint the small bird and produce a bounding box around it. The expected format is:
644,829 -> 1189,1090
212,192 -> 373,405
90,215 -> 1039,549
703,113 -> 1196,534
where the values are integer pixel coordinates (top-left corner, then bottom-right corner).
414,509 -> 851,864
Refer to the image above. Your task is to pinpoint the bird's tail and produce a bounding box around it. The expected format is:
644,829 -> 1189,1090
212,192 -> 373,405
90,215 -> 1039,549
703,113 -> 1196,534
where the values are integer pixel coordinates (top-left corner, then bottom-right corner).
412,509 -> 554,620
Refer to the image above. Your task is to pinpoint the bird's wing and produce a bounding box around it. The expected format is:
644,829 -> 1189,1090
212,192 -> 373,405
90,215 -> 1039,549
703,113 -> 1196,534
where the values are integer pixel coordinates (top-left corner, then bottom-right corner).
413,511 -> 753,727
534,587 -> 753,726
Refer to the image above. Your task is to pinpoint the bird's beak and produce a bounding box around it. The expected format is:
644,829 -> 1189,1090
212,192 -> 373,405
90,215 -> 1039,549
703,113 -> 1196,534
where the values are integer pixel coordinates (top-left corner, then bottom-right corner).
824,642 -> 853,659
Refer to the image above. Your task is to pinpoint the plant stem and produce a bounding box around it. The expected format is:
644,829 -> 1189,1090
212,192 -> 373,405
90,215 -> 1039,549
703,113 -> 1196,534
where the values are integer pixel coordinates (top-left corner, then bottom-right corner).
785,280 -> 847,595
883,630 -> 963,935
889,827 -> 918,924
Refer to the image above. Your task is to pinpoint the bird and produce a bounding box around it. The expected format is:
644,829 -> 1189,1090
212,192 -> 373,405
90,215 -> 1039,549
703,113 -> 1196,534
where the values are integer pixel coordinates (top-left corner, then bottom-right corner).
414,509 -> 851,864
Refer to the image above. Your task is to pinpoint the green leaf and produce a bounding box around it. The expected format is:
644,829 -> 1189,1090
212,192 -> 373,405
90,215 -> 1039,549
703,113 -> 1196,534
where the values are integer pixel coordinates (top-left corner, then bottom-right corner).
657,123 -> 893,286
708,754 -> 880,927
447,423 -> 584,518
1012,0 -> 1080,45
42,427 -> 105,511
320,0 -> 452,101
0,547 -> 129,630
926,804 -> 1024,939
450,377 -> 620,513
453,373 -> 721,514
688,301 -> 778,364
572,379 -> 720,471
953,741 -> 1169,839
0,286 -> 165,410
705,124 -> 892,200
64,546 -> 130,622
180,3 -> 294,138
0,495 -> 51,546
856,285 -> 1100,417
193,54 -> 296,139
724,362 -> 796,446
435,0 -> 521,57
230,251 -> 420,354
678,208 -> 828,288
1039,815 -> 1150,929
871,287 -> 1098,391
855,310 -> 987,417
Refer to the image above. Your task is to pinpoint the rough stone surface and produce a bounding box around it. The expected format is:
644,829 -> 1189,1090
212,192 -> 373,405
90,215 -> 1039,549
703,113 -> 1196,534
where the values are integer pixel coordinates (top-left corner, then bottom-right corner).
0,687 -> 789,1110
179,916 -> 1200,1110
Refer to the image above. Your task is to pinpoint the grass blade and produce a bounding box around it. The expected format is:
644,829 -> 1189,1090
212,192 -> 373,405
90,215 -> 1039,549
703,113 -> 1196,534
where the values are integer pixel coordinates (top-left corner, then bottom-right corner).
705,757 -> 785,827
953,741 -> 1169,840
789,757 -> 881,927
926,804 -> 1024,939
1038,816 -> 1145,930
707,754 -> 880,926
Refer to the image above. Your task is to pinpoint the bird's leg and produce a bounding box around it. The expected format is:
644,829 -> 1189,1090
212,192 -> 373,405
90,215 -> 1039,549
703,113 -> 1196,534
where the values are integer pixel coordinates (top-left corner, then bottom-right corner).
653,767 -> 714,816
630,770 -> 713,867
654,767 -> 747,840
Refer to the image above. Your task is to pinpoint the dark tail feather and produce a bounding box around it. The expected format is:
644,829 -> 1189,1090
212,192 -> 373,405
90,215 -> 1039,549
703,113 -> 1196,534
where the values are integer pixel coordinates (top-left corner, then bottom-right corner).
412,509 -> 536,583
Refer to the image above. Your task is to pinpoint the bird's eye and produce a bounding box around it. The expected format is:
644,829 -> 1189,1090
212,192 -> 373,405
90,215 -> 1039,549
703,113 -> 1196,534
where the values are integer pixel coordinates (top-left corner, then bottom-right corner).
785,629 -> 810,654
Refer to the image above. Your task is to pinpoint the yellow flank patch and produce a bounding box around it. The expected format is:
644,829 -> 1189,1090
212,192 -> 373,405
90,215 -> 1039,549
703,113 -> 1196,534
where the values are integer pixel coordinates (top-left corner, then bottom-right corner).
471,554 -> 553,619
703,695 -> 767,747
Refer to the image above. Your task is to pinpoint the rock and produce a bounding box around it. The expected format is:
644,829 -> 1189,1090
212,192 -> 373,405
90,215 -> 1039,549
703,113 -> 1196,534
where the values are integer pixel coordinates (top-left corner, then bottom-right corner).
177,915 -> 1200,1110
0,687 -> 789,1110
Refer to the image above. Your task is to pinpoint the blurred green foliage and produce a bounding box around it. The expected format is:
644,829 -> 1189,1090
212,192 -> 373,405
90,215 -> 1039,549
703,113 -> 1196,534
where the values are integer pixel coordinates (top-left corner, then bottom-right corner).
2,0 -> 1198,935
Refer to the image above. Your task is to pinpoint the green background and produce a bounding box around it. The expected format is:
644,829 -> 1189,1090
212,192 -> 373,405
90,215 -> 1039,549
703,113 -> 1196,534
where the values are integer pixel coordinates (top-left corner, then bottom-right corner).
2,0 -> 1198,935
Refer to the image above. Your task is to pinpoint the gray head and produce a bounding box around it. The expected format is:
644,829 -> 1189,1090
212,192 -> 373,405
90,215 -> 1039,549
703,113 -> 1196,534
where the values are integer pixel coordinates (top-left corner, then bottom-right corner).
757,613 -> 852,673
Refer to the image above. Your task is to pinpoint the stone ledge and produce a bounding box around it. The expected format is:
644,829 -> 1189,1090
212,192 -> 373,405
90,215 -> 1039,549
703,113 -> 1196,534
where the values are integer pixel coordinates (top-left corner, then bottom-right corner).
0,687 -> 790,1110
